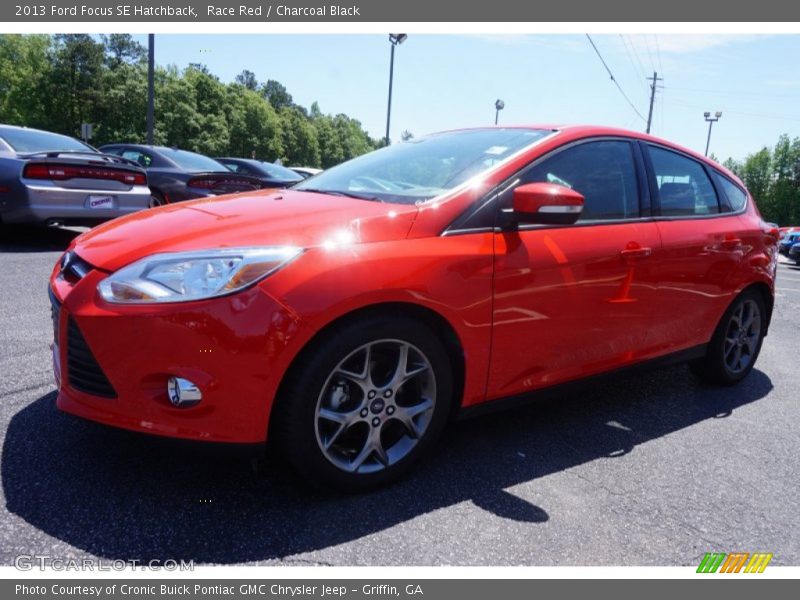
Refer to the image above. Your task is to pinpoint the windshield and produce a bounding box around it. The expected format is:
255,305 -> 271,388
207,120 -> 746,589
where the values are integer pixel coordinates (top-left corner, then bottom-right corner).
159,148 -> 227,172
294,128 -> 552,204
0,128 -> 95,154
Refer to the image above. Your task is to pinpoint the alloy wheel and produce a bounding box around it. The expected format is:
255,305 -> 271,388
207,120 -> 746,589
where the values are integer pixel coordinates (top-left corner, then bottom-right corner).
314,339 -> 436,474
723,299 -> 761,374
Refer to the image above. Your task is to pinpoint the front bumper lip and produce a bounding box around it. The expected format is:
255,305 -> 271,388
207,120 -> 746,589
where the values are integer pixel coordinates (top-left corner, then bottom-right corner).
50,263 -> 304,444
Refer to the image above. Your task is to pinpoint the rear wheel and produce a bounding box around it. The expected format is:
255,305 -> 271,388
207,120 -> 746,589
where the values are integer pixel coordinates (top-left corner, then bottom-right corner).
149,191 -> 166,208
690,289 -> 766,385
272,315 -> 453,491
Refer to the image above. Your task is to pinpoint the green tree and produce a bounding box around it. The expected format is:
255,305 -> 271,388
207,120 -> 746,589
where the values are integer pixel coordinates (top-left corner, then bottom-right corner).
226,84 -> 283,160
46,34 -> 106,136
279,106 -> 320,166
262,79 -> 293,110
0,35 -> 51,128
738,148 -> 772,206
0,34 -> 379,170
102,34 -> 145,68
234,69 -> 258,91
94,61 -> 148,145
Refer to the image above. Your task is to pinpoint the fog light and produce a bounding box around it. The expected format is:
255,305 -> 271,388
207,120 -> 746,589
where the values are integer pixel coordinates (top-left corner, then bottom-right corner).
167,377 -> 202,407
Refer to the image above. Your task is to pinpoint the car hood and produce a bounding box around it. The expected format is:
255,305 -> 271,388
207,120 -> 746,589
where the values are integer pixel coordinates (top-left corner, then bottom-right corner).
72,189 -> 419,272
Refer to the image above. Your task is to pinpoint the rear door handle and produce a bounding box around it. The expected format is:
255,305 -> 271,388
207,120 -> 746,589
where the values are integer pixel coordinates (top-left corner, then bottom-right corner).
620,247 -> 652,258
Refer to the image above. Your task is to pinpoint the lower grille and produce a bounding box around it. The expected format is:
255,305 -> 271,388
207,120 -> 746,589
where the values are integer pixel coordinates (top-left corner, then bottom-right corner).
67,318 -> 117,398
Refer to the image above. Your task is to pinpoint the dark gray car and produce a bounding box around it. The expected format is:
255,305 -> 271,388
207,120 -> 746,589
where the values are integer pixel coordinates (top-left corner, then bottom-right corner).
214,157 -> 303,188
99,144 -> 265,206
0,125 -> 151,226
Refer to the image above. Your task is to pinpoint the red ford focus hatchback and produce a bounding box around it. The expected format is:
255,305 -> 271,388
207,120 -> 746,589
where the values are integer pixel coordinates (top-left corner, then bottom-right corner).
49,126 -> 778,490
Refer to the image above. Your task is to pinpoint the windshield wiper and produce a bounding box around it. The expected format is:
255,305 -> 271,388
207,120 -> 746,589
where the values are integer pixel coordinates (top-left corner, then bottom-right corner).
298,188 -> 383,202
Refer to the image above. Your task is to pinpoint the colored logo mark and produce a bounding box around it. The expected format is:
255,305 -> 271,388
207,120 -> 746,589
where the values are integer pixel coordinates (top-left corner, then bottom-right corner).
697,552 -> 773,573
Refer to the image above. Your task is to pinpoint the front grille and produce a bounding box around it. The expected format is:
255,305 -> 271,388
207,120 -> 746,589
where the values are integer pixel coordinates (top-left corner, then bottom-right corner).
67,317 -> 117,398
60,251 -> 93,283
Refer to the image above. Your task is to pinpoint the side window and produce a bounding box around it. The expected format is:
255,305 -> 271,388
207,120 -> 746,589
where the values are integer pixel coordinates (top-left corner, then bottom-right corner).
222,161 -> 240,173
714,172 -> 748,211
121,150 -> 152,168
648,146 -> 719,216
520,141 -> 640,221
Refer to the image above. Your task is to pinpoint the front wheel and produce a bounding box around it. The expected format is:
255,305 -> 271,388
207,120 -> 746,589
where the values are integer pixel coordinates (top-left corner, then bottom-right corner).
690,289 -> 766,385
272,315 -> 453,492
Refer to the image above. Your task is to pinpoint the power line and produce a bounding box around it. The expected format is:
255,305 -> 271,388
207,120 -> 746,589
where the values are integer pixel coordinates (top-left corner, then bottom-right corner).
625,35 -> 651,84
665,85 -> 800,100
585,34 -> 647,124
664,98 -> 800,122
653,35 -> 664,77
618,35 -> 650,98
642,35 -> 658,73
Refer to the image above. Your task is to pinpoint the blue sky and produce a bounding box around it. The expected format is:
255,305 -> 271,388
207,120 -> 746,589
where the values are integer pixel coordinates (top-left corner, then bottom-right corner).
132,34 -> 800,161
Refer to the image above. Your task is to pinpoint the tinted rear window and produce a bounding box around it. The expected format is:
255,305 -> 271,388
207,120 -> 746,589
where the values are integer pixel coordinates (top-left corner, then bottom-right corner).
158,148 -> 226,172
258,161 -> 303,181
0,128 -> 95,153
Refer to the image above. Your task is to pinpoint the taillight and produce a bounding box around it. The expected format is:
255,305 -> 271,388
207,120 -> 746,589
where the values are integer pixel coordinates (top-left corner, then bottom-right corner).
23,163 -> 146,186
187,177 -> 258,190
187,177 -> 217,190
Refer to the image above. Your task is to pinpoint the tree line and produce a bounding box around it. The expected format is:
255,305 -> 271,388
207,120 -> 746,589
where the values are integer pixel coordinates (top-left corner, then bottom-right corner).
0,34 -> 382,168
721,135 -> 800,227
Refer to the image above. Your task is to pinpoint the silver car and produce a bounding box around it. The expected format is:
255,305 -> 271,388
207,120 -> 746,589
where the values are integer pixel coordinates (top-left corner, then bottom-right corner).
0,125 -> 151,226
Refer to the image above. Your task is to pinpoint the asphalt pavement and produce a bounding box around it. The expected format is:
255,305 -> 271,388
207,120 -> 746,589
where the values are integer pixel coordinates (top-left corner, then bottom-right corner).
0,225 -> 798,566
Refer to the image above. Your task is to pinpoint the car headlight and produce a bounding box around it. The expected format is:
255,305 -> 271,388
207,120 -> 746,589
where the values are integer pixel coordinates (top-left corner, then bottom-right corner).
98,247 -> 302,304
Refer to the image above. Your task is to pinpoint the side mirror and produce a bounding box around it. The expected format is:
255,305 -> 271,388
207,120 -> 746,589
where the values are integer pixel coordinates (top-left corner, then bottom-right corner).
511,182 -> 584,225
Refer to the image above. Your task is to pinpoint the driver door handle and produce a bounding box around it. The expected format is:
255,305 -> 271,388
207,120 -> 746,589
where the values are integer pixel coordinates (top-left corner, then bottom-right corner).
620,247 -> 652,258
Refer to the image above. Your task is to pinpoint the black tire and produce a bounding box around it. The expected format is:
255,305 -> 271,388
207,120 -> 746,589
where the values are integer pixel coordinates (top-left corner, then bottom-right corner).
689,288 -> 766,385
271,315 -> 453,492
149,191 -> 166,208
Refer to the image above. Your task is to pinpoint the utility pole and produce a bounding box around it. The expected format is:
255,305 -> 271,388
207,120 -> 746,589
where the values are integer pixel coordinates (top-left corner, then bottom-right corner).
645,71 -> 663,134
147,34 -> 154,145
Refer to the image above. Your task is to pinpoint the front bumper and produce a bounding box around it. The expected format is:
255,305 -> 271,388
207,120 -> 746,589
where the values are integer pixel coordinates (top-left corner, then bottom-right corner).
50,260 -> 303,443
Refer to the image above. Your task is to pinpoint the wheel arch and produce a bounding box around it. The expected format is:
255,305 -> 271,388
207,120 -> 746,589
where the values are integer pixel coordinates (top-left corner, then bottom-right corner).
268,301 -> 467,439
743,281 -> 774,335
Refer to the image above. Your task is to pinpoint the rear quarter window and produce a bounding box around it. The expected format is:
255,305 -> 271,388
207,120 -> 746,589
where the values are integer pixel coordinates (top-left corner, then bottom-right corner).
714,173 -> 748,211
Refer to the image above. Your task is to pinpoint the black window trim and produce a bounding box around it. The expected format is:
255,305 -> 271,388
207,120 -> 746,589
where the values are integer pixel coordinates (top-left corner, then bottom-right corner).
640,141 -> 749,220
443,135 -> 652,236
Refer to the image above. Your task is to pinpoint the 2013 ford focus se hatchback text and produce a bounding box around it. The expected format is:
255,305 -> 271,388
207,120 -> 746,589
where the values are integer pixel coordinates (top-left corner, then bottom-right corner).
49,126 -> 778,490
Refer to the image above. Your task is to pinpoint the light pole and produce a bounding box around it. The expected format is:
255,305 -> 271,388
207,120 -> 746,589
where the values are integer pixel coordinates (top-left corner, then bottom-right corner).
385,34 -> 407,146
147,34 -> 154,145
494,99 -> 505,125
704,111 -> 722,157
